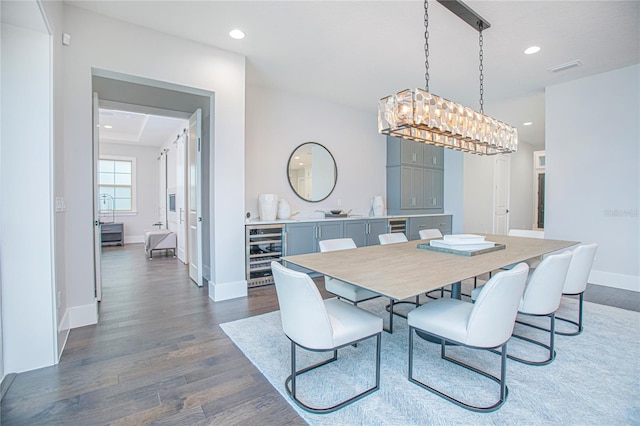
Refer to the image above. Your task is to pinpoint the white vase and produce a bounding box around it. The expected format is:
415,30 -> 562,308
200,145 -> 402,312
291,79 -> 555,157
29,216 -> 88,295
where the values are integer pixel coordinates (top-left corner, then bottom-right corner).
258,194 -> 278,221
372,195 -> 384,216
277,198 -> 291,220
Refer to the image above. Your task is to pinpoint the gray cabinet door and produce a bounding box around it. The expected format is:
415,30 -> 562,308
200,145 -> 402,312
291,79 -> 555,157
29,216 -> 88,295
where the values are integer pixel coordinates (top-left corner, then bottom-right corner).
401,166 -> 425,209
425,168 -> 444,210
367,219 -> 389,245
344,220 -> 367,247
408,216 -> 434,240
316,221 -> 343,250
285,222 -> 316,255
432,215 -> 452,235
400,138 -> 424,165
424,145 -> 444,168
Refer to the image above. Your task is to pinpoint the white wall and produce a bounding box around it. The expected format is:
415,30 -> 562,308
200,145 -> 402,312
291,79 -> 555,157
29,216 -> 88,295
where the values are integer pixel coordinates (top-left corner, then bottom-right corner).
99,142 -> 160,242
1,16 -> 57,372
546,64 -> 639,291
245,86 -> 386,219
62,4 -> 246,321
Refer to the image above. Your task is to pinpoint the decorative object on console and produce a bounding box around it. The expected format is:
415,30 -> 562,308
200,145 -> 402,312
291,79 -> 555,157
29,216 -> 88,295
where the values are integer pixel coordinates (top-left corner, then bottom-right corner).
277,198 -> 292,220
258,193 -> 278,221
372,195 -> 384,216
378,0 -> 518,155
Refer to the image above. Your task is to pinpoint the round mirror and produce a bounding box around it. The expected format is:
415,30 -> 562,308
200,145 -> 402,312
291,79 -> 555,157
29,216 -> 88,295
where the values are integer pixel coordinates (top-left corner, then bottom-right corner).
287,142 -> 337,202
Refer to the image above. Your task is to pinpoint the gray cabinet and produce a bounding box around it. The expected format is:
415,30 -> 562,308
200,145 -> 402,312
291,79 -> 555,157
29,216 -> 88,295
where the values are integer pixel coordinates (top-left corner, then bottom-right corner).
408,215 -> 452,240
285,221 -> 343,273
344,218 -> 388,247
386,136 -> 444,215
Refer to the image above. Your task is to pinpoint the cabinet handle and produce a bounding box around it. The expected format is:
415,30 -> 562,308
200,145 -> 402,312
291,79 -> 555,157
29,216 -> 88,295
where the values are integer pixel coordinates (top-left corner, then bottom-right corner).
317,226 -> 322,240
412,153 -> 417,163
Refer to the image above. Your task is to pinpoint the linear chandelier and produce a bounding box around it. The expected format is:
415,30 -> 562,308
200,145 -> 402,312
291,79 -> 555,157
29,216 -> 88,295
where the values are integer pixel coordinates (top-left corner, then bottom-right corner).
378,0 -> 518,155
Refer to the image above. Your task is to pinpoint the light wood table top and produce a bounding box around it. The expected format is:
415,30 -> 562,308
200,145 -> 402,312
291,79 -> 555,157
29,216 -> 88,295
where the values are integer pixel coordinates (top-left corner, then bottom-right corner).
282,234 -> 578,301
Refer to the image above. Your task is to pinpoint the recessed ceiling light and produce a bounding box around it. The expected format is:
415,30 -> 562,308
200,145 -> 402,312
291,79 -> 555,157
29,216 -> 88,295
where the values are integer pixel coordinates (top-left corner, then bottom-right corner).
523,122 -> 533,126
524,46 -> 541,55
229,29 -> 245,40
103,125 -> 113,129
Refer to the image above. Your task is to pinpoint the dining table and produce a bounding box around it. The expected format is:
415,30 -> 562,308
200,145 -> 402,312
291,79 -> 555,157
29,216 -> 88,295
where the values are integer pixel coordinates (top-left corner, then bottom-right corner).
282,234 -> 579,332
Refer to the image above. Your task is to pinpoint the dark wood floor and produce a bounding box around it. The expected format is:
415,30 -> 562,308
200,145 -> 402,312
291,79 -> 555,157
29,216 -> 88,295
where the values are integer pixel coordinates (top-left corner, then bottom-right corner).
0,244 -> 321,425
1,244 -> 637,425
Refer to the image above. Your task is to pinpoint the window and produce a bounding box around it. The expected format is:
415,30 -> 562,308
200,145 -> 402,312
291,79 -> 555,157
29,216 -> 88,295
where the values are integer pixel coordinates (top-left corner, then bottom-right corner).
99,156 -> 136,213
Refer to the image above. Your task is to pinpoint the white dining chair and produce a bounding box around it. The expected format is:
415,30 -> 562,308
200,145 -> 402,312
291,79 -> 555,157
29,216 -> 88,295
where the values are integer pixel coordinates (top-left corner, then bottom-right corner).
496,229 -> 546,273
472,251 -> 573,365
271,261 -> 383,413
377,233 -> 418,332
418,228 -> 443,240
378,232 -> 408,244
555,243 -> 598,336
508,229 -> 545,239
318,238 -> 380,305
407,263 -> 529,412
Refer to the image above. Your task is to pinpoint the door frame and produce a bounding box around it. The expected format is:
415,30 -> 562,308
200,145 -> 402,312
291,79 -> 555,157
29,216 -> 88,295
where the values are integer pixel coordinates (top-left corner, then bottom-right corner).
91,70 -> 213,311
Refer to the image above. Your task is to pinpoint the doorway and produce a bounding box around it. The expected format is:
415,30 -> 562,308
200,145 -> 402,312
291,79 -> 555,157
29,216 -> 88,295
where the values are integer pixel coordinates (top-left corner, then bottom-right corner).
492,154 -> 511,234
533,150 -> 546,230
91,70 -> 212,310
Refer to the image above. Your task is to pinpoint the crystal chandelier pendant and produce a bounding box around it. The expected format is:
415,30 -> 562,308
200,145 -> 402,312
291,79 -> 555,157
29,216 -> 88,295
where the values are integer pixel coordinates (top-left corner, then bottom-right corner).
378,0 -> 518,156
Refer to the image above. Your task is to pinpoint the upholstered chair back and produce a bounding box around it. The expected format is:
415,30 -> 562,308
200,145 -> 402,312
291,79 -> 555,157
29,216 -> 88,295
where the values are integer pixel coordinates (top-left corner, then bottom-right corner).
378,233 -> 408,245
562,243 -> 598,295
271,261 -> 334,349
466,263 -> 528,348
520,251 -> 572,315
419,228 -> 443,240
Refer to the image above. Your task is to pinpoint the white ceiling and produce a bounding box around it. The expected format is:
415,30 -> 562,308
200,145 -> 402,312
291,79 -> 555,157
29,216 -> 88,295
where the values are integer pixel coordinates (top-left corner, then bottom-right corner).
72,1 -> 640,148
99,109 -> 187,147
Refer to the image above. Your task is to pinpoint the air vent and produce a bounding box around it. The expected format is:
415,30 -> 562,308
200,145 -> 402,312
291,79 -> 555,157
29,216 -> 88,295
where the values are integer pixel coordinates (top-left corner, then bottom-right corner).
547,60 -> 583,73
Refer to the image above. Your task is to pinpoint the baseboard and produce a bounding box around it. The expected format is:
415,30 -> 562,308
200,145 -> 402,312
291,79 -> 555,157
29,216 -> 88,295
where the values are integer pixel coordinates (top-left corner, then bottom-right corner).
589,270 -> 639,292
0,373 -> 17,401
209,279 -> 247,302
124,235 -> 144,244
57,310 -> 71,360
68,302 -> 98,328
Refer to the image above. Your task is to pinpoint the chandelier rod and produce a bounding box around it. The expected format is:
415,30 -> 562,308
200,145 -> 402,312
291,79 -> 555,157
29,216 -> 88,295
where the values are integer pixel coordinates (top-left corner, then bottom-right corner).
435,0 -> 491,31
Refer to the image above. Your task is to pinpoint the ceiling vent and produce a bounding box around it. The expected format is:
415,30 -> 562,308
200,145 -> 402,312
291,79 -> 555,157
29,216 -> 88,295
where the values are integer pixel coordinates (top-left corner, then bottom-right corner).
547,60 -> 583,73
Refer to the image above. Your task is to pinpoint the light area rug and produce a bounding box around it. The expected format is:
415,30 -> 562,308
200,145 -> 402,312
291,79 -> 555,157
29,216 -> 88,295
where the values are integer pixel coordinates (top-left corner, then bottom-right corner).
220,297 -> 640,425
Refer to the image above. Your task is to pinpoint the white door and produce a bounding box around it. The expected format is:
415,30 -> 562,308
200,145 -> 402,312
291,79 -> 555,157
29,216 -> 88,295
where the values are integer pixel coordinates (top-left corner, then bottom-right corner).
493,154 -> 511,234
187,109 -> 203,286
175,132 -> 187,263
92,93 -> 103,301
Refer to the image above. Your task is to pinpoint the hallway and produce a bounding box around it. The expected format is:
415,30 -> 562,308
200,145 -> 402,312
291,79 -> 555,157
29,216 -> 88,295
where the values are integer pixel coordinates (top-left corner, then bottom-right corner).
1,244 -> 305,425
